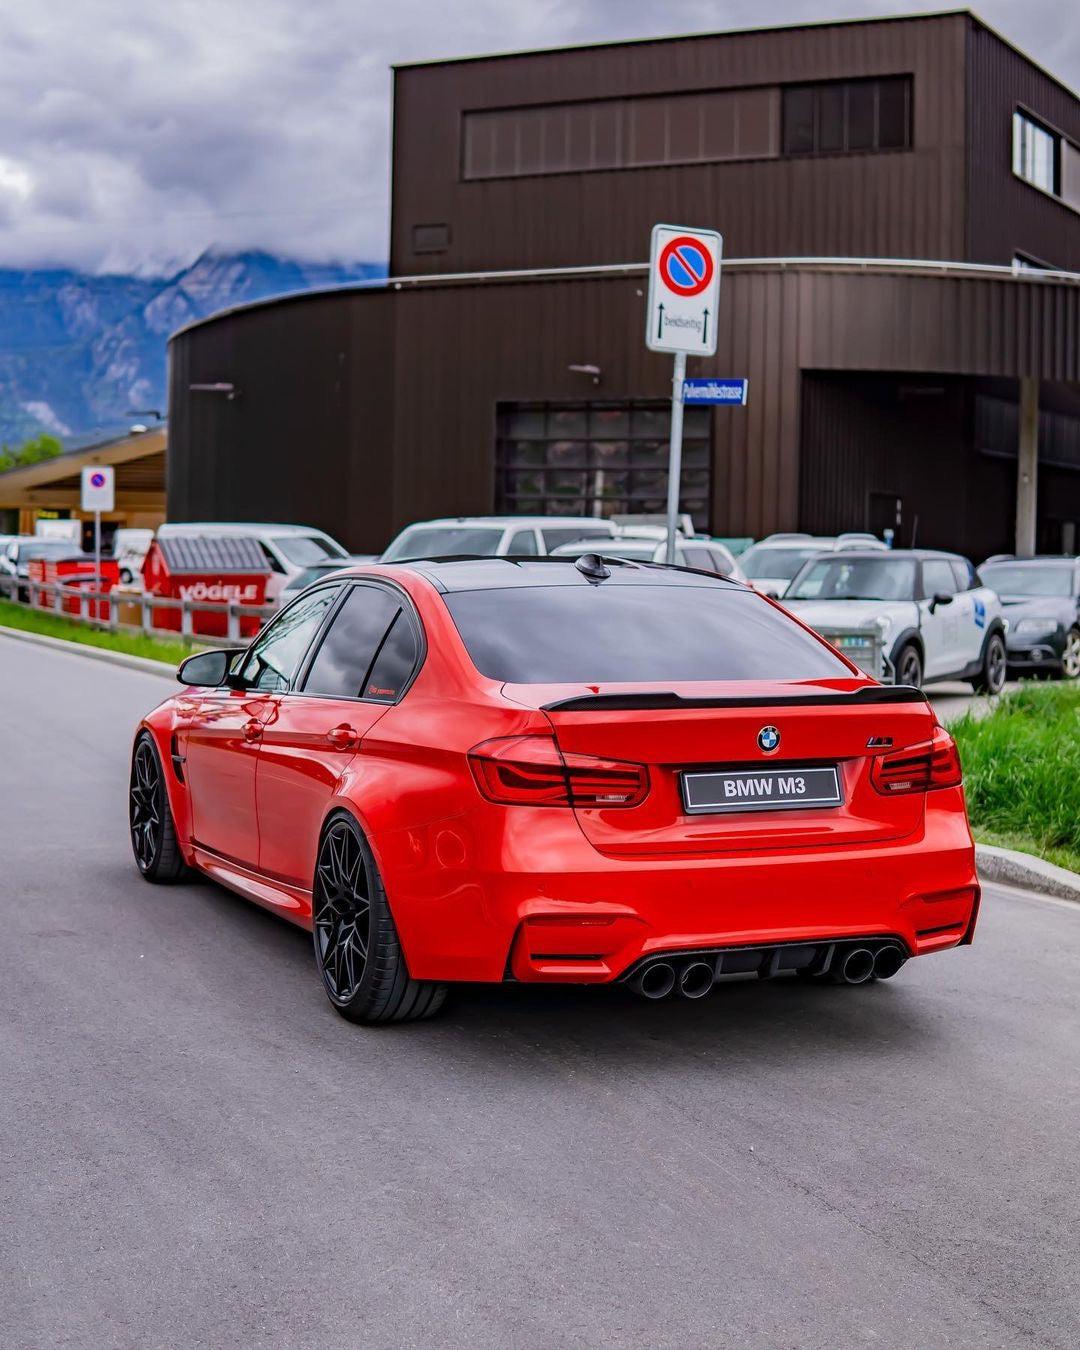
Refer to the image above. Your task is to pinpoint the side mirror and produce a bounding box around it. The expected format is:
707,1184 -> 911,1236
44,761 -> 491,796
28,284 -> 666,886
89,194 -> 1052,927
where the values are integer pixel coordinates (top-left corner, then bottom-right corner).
929,591 -> 954,612
177,648 -> 233,687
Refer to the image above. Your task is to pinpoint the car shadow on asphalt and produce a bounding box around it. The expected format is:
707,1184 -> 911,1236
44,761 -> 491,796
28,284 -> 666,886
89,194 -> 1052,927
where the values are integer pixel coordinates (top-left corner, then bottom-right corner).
164,871 -> 945,1064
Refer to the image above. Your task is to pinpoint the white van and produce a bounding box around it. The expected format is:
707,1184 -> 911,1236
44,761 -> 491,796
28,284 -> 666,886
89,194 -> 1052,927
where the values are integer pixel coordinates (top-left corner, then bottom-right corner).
157,522 -> 349,600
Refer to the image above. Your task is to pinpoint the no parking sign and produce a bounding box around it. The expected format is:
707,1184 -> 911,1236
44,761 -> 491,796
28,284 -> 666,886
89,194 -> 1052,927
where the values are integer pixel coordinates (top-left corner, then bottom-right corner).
81,465 -> 115,513
646,224 -> 722,355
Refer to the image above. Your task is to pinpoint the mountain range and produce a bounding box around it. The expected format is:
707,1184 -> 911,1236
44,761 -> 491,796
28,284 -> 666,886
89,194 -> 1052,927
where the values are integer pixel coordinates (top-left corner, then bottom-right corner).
0,252 -> 384,446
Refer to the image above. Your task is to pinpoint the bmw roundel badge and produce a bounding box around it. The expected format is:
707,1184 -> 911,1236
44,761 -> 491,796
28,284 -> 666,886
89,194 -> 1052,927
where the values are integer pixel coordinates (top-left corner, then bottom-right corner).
757,725 -> 781,754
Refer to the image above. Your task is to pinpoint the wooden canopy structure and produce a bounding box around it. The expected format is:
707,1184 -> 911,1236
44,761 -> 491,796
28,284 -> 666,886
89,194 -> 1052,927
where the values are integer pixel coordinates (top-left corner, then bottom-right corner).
0,426 -> 166,534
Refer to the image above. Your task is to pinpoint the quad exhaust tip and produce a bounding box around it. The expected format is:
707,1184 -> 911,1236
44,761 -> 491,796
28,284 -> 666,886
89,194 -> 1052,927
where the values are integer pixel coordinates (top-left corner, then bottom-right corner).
637,961 -> 676,1000
873,943 -> 907,980
833,946 -> 876,985
678,961 -> 715,1000
630,939 -> 909,999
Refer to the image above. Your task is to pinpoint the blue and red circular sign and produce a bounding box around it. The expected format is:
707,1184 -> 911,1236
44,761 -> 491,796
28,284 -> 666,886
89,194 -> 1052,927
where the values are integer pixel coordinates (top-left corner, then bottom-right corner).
89,471 -> 107,489
658,236 -> 714,296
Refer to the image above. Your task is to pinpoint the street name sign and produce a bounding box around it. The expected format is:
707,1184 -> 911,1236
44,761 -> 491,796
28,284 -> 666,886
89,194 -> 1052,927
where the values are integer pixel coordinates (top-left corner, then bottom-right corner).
646,224 -> 722,356
81,466 -> 115,513
682,378 -> 749,405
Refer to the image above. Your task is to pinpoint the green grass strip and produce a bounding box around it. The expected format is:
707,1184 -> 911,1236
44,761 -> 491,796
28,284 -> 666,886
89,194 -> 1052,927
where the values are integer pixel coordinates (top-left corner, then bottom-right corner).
952,680 -> 1080,874
0,598 -> 195,668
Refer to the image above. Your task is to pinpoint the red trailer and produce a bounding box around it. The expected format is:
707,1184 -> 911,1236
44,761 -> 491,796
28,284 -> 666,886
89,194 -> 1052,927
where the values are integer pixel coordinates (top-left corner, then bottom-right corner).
141,535 -> 270,638
29,555 -> 120,621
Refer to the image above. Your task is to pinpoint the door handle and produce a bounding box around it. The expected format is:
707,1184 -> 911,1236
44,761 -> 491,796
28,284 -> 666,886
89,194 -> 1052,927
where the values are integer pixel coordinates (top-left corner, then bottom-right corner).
242,718 -> 263,743
327,724 -> 358,749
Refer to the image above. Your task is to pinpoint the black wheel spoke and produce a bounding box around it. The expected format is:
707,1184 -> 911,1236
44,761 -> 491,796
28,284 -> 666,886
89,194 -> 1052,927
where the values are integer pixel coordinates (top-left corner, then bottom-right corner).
314,822 -> 372,1002
130,742 -> 164,872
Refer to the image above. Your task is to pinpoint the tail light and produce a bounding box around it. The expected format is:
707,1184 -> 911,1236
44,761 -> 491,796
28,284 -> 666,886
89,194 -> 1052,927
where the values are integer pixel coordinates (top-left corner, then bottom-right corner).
870,725 -> 962,795
469,735 -> 649,808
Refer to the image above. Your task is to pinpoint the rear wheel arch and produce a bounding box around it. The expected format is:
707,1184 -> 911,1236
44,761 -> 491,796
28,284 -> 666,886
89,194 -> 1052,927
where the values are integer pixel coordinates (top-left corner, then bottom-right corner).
311,807 -> 446,1024
889,630 -> 924,685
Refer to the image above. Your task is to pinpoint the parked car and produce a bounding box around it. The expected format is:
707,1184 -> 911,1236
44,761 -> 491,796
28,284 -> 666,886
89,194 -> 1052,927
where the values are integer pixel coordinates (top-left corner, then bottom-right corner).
739,533 -> 888,598
0,537 -> 87,602
281,557 -> 378,598
114,528 -> 154,585
157,523 -> 349,601
978,555 -> 1080,678
380,516 -> 618,562
551,534 -> 747,581
130,555 -> 979,1024
783,549 -> 1007,691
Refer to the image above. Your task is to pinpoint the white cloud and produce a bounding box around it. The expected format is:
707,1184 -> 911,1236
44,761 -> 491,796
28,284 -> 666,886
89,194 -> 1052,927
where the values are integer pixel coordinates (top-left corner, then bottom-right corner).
0,1 -> 1076,274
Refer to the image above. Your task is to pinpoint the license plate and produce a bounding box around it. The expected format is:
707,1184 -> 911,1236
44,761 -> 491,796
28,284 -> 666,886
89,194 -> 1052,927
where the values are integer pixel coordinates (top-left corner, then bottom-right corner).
681,765 -> 843,814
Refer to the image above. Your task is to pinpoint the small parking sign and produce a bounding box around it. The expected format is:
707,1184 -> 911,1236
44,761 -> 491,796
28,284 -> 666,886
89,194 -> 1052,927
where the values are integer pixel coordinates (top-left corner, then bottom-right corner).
81,466 -> 115,513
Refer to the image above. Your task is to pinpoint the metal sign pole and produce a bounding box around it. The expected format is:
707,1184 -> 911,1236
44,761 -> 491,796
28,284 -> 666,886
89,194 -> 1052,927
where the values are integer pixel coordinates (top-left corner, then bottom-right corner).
664,351 -> 687,564
94,509 -> 101,620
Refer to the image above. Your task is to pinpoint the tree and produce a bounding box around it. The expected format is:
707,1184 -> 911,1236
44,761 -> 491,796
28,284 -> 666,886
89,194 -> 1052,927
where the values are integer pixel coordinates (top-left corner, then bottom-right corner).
0,433 -> 63,473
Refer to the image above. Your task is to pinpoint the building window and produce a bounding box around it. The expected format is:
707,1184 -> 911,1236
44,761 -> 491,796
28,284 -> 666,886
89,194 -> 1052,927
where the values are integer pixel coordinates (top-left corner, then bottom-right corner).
1012,111 -> 1058,194
412,223 -> 450,254
462,87 -> 779,181
495,401 -> 712,529
782,76 -> 911,156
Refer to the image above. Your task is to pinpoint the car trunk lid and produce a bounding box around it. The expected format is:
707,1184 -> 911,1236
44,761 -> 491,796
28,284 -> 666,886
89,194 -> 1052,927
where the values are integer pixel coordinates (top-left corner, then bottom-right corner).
503,679 -> 935,857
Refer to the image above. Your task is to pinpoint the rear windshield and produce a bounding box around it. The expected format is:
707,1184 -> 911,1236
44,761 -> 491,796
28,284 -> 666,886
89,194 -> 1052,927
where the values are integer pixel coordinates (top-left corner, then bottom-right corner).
740,545 -> 818,581
443,584 -> 849,683
382,526 -> 504,562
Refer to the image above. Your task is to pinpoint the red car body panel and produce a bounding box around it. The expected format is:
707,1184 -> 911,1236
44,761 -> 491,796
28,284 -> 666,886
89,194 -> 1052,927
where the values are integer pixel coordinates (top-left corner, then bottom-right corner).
137,562 -> 979,985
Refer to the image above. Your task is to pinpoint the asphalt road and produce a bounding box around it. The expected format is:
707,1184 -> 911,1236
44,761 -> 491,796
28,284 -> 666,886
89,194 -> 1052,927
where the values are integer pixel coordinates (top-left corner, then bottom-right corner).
2,634 -> 1078,1350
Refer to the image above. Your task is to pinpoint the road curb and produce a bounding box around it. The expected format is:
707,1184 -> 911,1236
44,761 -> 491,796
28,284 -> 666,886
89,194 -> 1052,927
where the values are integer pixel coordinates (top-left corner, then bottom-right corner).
0,624 -> 177,679
976,843 -> 1080,903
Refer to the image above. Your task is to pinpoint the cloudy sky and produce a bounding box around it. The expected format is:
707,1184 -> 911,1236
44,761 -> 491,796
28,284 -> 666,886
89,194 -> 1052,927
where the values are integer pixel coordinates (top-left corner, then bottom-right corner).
2,0 -> 1077,275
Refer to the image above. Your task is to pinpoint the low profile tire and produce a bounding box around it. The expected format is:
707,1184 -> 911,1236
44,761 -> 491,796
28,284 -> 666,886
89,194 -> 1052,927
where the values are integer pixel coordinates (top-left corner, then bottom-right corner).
313,811 -> 447,1025
129,732 -> 188,882
971,632 -> 1007,695
895,642 -> 923,689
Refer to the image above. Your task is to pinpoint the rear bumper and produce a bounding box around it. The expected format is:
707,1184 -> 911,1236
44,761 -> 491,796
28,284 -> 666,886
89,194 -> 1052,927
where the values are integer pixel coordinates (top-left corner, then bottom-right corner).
375,792 -> 979,984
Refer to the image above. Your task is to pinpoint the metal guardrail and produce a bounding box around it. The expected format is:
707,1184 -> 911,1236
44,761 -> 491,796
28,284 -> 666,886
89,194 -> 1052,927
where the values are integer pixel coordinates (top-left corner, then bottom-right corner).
0,577 -> 275,644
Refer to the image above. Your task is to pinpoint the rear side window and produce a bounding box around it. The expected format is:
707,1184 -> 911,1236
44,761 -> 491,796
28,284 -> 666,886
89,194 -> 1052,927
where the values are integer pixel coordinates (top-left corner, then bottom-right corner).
365,612 -> 420,702
443,584 -> 849,683
302,585 -> 400,698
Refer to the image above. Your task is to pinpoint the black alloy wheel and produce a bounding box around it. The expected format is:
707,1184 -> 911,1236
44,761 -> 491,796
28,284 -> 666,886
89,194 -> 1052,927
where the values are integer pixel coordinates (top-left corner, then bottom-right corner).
973,633 -> 1007,695
896,643 -> 923,689
312,812 -> 447,1024
129,733 -> 187,882
313,819 -> 371,1004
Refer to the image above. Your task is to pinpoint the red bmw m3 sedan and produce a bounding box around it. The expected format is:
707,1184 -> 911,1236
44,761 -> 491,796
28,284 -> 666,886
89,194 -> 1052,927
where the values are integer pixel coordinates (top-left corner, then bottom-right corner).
129,555 -> 979,1023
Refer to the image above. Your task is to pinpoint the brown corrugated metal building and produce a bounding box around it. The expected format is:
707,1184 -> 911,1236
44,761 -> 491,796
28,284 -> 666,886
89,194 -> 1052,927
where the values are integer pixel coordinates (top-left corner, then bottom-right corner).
168,10 -> 1080,559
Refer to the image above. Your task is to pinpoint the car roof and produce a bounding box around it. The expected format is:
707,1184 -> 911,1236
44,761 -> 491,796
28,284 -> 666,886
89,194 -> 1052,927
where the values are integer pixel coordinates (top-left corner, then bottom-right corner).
981,554 -> 1076,564
157,522 -> 331,536
398,516 -> 611,529
390,556 -> 741,593
811,549 -> 963,562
